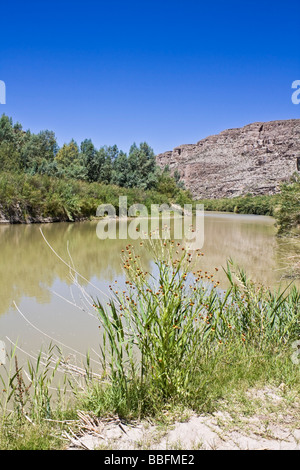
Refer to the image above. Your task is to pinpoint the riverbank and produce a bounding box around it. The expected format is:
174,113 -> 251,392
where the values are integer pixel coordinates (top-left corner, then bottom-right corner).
195,194 -> 279,216
3,384 -> 299,450
65,385 -> 300,450
0,171 -> 280,224
0,171 -> 193,224
0,239 -> 299,450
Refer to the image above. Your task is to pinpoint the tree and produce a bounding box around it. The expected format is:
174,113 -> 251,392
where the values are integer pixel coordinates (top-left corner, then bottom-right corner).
173,168 -> 185,189
0,114 -> 15,143
111,150 -> 129,187
80,139 -> 97,182
21,130 -> 58,174
126,142 -> 159,190
0,115 -> 24,171
96,147 -> 113,184
0,141 -> 22,172
55,139 -> 87,180
155,165 -> 179,198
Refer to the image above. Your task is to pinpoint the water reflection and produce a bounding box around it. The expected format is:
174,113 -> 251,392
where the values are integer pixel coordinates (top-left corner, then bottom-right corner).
0,213 -> 299,360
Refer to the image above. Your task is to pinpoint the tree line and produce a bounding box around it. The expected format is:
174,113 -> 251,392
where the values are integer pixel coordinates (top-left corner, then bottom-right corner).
0,114 -> 185,196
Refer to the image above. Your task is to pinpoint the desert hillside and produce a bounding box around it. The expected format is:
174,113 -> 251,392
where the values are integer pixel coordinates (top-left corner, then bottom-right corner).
156,120 -> 300,199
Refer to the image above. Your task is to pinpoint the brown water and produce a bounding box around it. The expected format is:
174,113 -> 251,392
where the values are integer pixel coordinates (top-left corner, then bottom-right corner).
0,213 -> 299,366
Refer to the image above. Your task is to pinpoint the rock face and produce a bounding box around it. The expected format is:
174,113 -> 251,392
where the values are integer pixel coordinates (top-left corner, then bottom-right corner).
156,119 -> 300,199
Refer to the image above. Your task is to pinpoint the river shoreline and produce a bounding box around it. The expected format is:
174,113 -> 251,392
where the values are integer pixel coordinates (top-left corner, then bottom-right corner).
0,204 -> 275,225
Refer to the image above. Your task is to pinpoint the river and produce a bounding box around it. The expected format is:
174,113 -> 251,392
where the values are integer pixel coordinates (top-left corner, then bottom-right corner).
0,212 -> 299,369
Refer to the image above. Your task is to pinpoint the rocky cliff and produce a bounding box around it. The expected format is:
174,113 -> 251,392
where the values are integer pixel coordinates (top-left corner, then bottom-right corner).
156,119 -> 300,199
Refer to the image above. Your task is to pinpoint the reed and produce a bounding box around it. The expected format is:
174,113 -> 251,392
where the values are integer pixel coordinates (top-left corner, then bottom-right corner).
93,235 -> 300,409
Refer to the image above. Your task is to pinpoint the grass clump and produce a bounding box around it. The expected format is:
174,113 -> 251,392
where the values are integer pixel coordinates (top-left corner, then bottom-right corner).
90,235 -> 300,417
0,343 -> 76,450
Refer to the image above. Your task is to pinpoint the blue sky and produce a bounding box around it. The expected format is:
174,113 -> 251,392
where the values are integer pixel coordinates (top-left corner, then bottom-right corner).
0,0 -> 299,154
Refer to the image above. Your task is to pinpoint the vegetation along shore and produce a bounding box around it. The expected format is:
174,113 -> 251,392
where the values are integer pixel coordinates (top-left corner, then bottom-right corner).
0,114 -> 191,224
1,113 -> 300,239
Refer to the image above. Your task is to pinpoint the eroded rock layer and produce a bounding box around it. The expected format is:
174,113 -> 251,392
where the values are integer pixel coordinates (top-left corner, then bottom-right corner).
156,120 -> 300,199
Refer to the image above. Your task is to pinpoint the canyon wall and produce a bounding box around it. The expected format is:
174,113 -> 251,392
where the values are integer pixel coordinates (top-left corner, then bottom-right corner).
156,119 -> 300,199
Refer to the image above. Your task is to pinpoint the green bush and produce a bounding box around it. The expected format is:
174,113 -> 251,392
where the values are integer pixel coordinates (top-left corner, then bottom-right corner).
195,194 -> 278,216
274,174 -> 300,237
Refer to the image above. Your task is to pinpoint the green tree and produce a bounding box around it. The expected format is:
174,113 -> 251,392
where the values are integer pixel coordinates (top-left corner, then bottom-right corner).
21,130 -> 58,174
0,114 -> 15,143
0,141 -> 22,172
80,139 -> 97,181
155,165 -> 179,198
55,139 -> 87,180
0,115 -> 24,171
173,168 -> 185,189
126,142 -> 159,190
111,150 -> 129,186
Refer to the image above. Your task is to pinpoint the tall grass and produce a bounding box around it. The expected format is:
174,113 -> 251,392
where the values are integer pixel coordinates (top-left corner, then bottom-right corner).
0,343 -> 74,449
0,343 -> 65,424
93,235 -> 300,413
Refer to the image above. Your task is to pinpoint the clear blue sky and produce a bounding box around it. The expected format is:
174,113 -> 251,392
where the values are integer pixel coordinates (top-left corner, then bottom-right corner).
0,0 -> 299,154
